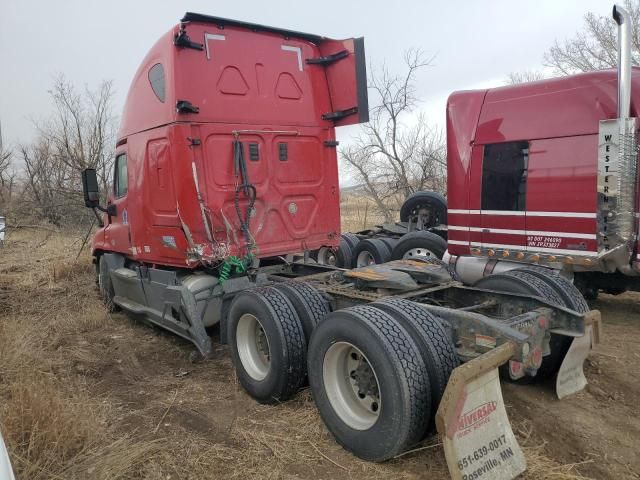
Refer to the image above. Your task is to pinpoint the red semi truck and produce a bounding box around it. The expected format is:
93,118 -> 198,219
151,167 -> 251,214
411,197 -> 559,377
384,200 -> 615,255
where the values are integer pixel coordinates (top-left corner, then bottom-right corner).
88,13 -> 367,268
81,10 -> 608,480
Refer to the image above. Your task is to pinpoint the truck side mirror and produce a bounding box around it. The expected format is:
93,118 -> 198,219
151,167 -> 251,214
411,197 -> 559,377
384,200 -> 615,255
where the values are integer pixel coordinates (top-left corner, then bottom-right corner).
82,168 -> 100,208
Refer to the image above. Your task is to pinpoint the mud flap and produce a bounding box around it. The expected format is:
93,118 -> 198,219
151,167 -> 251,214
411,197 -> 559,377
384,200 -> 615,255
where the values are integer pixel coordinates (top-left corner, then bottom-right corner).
555,325 -> 592,399
436,343 -> 526,480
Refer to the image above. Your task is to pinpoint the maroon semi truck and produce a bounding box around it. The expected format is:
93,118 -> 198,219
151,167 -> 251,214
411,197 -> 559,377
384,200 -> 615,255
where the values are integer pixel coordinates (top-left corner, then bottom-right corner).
332,6 -> 640,301
443,4 -> 640,298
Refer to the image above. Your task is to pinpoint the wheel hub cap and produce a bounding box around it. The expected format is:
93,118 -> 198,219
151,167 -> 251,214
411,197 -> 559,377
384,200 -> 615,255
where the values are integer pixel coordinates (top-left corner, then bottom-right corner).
352,361 -> 379,398
317,247 -> 337,266
323,342 -> 381,430
236,313 -> 271,381
356,251 -> 376,267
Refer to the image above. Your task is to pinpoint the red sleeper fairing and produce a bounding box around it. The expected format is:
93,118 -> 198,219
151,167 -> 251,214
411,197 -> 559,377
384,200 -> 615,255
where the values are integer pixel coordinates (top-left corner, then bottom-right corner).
92,15 -> 368,268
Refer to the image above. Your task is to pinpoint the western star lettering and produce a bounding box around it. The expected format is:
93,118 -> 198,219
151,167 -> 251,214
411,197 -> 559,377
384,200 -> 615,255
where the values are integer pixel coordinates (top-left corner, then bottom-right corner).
599,126 -> 617,250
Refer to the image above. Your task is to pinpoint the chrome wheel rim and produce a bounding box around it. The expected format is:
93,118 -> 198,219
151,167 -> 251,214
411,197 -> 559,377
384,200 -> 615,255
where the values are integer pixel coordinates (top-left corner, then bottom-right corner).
402,247 -> 436,261
356,250 -> 376,267
323,342 -> 381,430
317,247 -> 337,266
236,313 -> 271,380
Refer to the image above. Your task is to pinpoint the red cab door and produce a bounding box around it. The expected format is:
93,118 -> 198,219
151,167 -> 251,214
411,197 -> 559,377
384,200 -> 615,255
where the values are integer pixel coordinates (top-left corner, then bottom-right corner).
104,151 -> 132,255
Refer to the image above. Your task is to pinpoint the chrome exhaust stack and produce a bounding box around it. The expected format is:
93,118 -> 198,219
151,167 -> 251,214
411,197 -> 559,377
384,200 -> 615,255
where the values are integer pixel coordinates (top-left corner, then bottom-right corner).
614,4 -> 632,119
595,4 -> 638,272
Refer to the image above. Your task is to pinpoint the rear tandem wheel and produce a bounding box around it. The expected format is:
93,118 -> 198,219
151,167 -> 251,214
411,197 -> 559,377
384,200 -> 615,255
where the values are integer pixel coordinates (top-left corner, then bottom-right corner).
313,246 -> 338,266
474,269 -> 587,382
272,281 -> 331,340
352,238 -> 393,268
227,287 -> 307,404
370,297 -> 458,432
311,233 -> 361,267
308,305 -> 432,461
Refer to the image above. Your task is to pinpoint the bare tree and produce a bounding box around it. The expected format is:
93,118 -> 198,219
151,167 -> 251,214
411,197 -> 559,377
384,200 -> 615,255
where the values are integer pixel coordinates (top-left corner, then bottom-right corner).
341,50 -> 446,222
19,138 -> 77,226
506,1 -> 640,84
505,70 -> 547,85
0,121 -> 16,206
544,0 -> 640,75
40,75 -> 116,196
9,76 -> 117,227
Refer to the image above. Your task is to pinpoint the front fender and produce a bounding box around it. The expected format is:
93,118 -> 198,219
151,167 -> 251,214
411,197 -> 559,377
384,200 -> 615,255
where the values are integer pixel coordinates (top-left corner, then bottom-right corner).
91,226 -> 108,256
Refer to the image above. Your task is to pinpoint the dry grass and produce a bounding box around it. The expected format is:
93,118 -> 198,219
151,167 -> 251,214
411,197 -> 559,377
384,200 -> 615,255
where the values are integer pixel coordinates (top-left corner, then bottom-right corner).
0,228 -> 610,479
0,229 -> 166,479
340,192 -> 392,232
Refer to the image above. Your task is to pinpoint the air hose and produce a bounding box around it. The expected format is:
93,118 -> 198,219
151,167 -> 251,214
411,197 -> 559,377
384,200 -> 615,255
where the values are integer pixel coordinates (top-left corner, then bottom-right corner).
232,138 -> 257,254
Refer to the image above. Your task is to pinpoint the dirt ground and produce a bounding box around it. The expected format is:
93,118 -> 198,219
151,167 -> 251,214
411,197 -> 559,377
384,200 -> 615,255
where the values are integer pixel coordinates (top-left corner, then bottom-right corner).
1,229 -> 639,479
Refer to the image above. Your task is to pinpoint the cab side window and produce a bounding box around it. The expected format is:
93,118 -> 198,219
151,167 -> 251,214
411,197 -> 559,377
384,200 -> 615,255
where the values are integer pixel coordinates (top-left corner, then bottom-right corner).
481,141 -> 529,211
148,63 -> 165,102
114,154 -> 128,198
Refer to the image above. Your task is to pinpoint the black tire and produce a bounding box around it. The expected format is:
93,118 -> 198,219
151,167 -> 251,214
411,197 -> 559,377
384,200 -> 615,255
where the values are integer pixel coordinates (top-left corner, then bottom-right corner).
474,271 -> 570,381
379,236 -> 399,251
391,231 -> 447,261
308,305 -> 431,461
272,282 -> 331,340
335,238 -> 353,268
228,287 -> 306,404
370,298 -> 458,432
341,232 -> 361,250
98,256 -> 118,312
497,270 -> 565,306
509,267 -> 589,381
352,238 -> 392,268
400,191 -> 447,227
404,255 -> 460,282
512,267 -> 588,313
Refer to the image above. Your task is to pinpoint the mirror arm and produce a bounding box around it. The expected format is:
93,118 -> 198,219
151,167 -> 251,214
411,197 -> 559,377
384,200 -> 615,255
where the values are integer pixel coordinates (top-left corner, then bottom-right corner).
92,207 -> 105,228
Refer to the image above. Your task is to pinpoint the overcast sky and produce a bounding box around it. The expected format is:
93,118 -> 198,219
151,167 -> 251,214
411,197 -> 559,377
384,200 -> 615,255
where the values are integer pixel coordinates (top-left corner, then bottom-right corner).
0,0 -> 610,148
